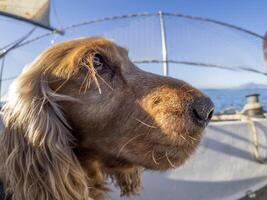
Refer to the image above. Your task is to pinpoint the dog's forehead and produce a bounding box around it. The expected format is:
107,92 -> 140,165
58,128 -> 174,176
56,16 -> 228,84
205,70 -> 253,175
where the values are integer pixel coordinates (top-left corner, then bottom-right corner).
96,40 -> 128,56
39,37 -> 133,78
83,37 -> 128,53
117,46 -> 129,56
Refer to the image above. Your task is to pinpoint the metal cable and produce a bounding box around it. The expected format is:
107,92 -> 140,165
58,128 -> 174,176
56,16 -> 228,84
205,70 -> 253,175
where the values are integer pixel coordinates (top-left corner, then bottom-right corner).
163,12 -> 264,40
51,0 -> 63,28
133,59 -> 267,76
0,12 -> 265,76
0,27 -> 36,59
1,60 -> 266,83
0,27 -> 36,101
16,11 -> 264,49
0,57 -> 5,102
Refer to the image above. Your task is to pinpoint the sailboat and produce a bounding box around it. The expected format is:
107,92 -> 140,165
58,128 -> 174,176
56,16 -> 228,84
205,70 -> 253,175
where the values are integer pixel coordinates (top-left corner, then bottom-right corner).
0,1 -> 267,200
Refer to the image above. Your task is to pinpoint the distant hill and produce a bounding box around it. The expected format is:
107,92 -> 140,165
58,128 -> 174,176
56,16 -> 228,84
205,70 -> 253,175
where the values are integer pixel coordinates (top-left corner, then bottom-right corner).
236,82 -> 267,89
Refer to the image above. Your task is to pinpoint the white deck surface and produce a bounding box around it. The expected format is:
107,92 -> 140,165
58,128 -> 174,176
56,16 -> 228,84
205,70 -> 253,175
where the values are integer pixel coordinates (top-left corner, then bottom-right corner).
109,119 -> 267,200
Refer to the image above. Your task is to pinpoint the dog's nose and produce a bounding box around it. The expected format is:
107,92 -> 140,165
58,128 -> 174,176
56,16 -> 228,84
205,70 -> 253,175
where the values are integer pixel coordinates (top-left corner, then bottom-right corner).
191,96 -> 214,126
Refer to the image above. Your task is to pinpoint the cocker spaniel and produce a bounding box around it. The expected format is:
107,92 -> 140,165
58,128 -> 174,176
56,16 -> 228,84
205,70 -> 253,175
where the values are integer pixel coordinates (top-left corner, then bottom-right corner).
0,37 -> 214,200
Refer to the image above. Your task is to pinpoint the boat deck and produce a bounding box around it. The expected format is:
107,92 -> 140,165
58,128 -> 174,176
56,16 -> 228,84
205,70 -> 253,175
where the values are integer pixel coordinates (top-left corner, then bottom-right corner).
240,185 -> 267,200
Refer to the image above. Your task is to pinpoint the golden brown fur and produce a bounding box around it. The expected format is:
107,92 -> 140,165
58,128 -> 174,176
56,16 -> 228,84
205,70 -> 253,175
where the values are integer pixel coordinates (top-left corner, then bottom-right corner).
0,37 -> 213,200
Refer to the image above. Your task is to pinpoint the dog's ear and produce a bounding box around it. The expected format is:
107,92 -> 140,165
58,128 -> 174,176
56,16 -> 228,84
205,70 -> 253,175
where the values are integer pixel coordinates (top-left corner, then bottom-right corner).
0,51 -> 90,200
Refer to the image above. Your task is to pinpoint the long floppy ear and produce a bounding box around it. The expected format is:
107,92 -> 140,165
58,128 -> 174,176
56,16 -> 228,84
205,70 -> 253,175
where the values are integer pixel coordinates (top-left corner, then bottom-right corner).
0,50 -> 91,200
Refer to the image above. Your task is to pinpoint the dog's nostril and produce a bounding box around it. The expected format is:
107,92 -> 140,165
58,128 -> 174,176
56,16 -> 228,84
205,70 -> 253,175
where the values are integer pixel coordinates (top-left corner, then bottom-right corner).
193,109 -> 203,121
208,109 -> 214,120
192,96 -> 214,124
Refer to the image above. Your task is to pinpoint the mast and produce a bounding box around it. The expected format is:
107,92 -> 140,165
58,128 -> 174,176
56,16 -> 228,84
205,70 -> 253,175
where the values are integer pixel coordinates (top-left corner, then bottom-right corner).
159,11 -> 169,76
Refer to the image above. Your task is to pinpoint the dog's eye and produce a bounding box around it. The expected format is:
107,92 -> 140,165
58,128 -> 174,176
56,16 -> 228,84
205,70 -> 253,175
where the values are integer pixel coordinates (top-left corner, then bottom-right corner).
93,54 -> 105,72
92,54 -> 115,78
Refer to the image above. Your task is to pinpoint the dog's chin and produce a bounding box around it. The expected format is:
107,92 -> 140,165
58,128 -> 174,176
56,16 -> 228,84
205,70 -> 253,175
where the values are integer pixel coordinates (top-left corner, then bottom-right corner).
141,148 -> 196,171
137,130 -> 203,171
113,122 -> 204,172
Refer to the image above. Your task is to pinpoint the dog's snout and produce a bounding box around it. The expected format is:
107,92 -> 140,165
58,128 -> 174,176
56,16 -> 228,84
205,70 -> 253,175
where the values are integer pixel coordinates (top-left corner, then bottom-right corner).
191,96 -> 214,125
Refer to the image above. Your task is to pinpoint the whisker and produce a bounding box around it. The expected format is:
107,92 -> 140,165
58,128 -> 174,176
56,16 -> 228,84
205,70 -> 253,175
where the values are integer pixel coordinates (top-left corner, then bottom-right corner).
185,89 -> 195,93
134,118 -> 157,129
156,154 -> 166,160
96,73 -> 114,91
83,71 -> 91,94
83,74 -> 92,94
179,135 -> 186,141
54,78 -> 69,94
181,147 -> 192,157
79,72 -> 90,94
37,97 -> 46,116
188,135 -> 197,141
152,149 -> 159,165
165,152 -> 175,168
144,150 -> 152,157
89,67 -> 102,94
146,127 -> 152,136
116,134 -> 143,158
179,83 -> 187,90
84,76 -> 92,93
157,148 -> 176,160
41,78 -> 64,83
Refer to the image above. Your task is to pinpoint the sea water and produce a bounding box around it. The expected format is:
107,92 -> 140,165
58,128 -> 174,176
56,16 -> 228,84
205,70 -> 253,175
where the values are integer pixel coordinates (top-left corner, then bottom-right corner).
203,88 -> 267,113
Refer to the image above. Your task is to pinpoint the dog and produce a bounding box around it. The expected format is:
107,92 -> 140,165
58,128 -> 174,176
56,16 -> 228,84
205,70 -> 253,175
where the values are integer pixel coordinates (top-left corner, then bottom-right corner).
0,37 -> 214,200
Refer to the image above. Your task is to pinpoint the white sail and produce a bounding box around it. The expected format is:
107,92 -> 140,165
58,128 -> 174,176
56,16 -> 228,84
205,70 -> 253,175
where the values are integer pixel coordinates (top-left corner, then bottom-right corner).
0,0 -> 50,26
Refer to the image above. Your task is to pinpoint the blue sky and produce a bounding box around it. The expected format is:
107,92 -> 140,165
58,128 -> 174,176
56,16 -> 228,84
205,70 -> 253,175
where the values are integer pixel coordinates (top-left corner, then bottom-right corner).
1,0 -> 267,96
50,0 -> 267,33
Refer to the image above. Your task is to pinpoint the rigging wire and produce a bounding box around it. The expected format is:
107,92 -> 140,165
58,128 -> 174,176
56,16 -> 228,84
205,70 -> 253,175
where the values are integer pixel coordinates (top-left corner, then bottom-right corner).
51,0 -> 63,29
0,76 -> 17,82
15,12 -> 265,50
163,12 -> 264,40
133,60 -> 267,76
2,58 -> 267,83
0,56 -> 5,102
0,12 -> 266,77
0,29 -> 36,52
0,27 -> 36,59
133,60 -> 237,71
0,27 -> 36,101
